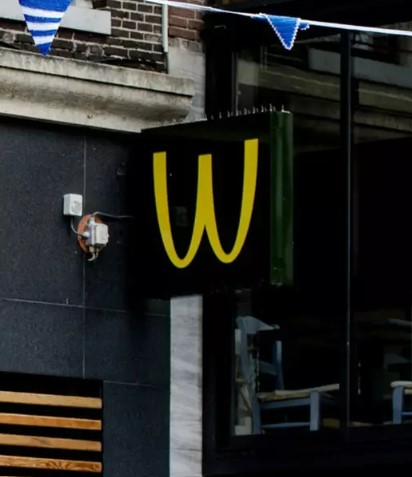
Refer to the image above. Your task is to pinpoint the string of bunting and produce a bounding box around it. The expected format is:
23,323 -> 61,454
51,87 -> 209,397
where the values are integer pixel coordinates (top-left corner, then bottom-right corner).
16,0 -> 412,55
146,0 -> 412,50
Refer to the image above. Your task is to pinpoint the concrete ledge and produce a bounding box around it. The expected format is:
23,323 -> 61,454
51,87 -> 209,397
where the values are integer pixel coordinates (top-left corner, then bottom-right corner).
0,48 -> 194,133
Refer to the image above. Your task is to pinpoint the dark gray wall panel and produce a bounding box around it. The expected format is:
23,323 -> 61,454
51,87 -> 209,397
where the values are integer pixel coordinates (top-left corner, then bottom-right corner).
0,299 -> 83,377
0,120 -> 171,477
84,135 -> 134,311
0,122 -> 84,305
85,309 -> 170,386
103,382 -> 169,477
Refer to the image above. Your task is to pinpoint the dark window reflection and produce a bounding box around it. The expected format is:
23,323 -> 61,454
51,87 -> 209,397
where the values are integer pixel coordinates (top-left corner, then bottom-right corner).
350,29 -> 412,428
233,33 -> 345,435
230,28 -> 412,434
233,288 -> 341,435
351,139 -> 412,427
232,143 -> 345,435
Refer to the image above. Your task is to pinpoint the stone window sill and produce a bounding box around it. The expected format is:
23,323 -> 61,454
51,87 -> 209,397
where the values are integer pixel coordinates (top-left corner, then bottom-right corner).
0,48 -> 194,132
0,0 -> 111,35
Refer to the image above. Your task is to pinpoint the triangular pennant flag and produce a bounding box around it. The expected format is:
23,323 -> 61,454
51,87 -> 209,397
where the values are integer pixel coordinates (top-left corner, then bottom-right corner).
18,0 -> 72,55
259,14 -> 309,50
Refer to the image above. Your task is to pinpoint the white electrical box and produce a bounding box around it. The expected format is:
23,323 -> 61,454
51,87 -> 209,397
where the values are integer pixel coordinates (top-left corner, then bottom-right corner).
87,222 -> 109,247
63,194 -> 83,217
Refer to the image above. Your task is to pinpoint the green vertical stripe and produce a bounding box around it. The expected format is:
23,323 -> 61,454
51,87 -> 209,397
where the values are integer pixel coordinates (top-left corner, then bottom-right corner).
270,112 -> 294,285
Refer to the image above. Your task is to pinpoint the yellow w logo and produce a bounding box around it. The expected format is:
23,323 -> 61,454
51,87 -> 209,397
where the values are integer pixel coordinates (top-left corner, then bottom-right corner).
153,139 -> 259,269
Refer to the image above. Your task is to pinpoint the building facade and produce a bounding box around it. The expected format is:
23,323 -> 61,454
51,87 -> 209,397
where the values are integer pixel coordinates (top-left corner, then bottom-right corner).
1,0 -> 412,476
0,1 -> 204,476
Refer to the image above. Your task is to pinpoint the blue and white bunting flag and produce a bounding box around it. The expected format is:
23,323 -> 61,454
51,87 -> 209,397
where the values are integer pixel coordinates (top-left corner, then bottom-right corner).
18,0 -> 72,55
259,15 -> 309,50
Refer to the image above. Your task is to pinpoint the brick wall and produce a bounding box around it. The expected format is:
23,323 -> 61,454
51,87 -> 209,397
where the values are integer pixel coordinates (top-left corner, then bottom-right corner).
169,0 -> 204,46
0,0 -> 205,72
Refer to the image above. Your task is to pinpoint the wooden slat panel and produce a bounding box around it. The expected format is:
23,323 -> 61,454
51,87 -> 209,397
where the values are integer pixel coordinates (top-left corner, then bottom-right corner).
0,413 -> 101,430
0,391 -> 101,409
0,433 -> 101,452
0,455 -> 101,473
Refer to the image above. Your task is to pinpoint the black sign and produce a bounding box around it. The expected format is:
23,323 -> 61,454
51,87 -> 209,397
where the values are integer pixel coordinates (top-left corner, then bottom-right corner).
127,111 -> 293,297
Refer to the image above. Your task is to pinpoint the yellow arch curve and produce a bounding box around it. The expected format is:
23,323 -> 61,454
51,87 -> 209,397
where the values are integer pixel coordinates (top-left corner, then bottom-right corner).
153,139 -> 259,269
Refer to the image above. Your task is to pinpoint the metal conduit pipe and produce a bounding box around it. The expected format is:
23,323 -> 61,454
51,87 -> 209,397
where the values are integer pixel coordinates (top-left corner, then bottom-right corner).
162,3 -> 169,72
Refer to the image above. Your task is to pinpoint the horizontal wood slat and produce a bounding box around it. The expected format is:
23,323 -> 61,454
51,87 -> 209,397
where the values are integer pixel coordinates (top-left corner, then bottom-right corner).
0,413 -> 101,430
0,391 -> 102,409
0,455 -> 101,473
0,379 -> 103,474
0,433 -> 101,452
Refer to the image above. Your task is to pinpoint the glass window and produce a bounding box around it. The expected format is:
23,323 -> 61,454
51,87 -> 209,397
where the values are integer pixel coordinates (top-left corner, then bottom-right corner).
350,29 -> 412,429
209,23 -> 412,439
233,288 -> 342,435
231,29 -> 346,435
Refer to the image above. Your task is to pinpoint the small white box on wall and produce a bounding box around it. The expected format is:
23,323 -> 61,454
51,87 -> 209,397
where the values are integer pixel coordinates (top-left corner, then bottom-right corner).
63,194 -> 83,217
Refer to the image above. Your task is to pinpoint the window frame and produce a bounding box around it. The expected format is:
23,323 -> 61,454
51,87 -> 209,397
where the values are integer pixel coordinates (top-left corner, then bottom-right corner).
0,0 -> 111,35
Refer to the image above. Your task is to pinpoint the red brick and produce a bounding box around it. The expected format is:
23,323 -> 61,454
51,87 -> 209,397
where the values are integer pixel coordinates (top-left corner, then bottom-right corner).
112,9 -> 129,18
57,30 -> 74,40
145,14 -> 161,23
122,39 -> 144,48
169,26 -> 197,40
188,19 -> 203,30
107,37 -> 123,45
137,4 -> 153,13
104,46 -> 128,57
0,20 -> 26,31
138,22 -> 153,32
73,51 -> 87,60
130,12 -> 144,21
130,31 -> 144,39
111,28 -> 131,38
53,39 -> 73,50
169,7 -> 195,19
73,32 -> 106,43
75,42 -> 87,52
15,33 -> 33,44
122,20 -> 137,29
123,1 -> 137,10
169,16 -> 188,28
